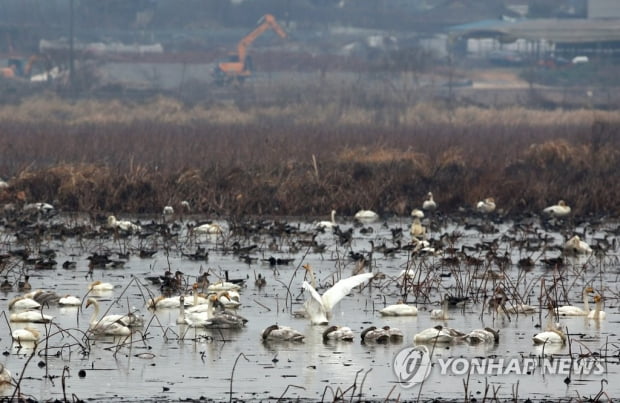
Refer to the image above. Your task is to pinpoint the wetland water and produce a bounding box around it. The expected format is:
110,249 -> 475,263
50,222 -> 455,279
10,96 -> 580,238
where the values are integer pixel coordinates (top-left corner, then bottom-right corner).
1,212 -> 619,401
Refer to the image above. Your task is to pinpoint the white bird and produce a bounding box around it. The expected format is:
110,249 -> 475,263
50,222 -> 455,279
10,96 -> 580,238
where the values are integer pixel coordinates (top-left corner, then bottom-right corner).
413,325 -> 455,344
354,209 -> 379,223
9,310 -> 53,323
23,202 -> 54,213
261,324 -> 305,342
88,281 -> 115,292
0,364 -> 11,386
107,215 -> 141,232
382,325 -> 405,341
587,294 -> 606,320
563,235 -> 592,255
163,205 -> 174,216
177,296 -> 212,327
302,264 -> 374,325
322,325 -> 354,342
476,197 -> 496,213
463,328 -> 499,344
558,286 -> 594,316
58,295 -> 82,306
360,326 -> 389,343
12,326 -> 41,343
409,217 -> 426,239
207,280 -> 241,292
8,296 -> 41,311
314,209 -> 337,230
543,200 -> 571,217
193,223 -> 223,235
422,192 -> 437,211
379,300 -> 418,316
533,325 -> 566,345
85,298 -> 132,336
410,208 -> 424,218
430,296 -> 450,320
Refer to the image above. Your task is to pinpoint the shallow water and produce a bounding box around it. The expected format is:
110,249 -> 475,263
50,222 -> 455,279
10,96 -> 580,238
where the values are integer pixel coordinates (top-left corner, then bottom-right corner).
1,213 -> 619,401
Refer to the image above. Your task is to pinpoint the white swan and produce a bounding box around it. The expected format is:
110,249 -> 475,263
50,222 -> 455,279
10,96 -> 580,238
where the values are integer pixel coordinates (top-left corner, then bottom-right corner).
354,209 -> 379,223
558,286 -> 594,316
58,295 -> 82,306
543,200 -> 571,217
8,296 -> 41,311
322,325 -> 354,341
88,281 -> 115,291
476,197 -> 496,213
163,205 -> 174,216
430,296 -> 450,320
193,223 -> 223,235
314,210 -> 337,230
207,280 -> 241,292
360,326 -> 389,343
9,310 -> 53,323
563,235 -> 592,255
382,325 -> 404,341
107,215 -> 141,232
587,294 -> 606,320
422,192 -> 437,211
464,328 -> 499,344
12,327 -> 41,343
85,298 -> 140,335
533,311 -> 566,345
413,325 -> 455,344
261,324 -> 305,342
177,296 -> 212,327
379,300 -> 418,316
409,217 -> 426,239
302,264 -> 374,325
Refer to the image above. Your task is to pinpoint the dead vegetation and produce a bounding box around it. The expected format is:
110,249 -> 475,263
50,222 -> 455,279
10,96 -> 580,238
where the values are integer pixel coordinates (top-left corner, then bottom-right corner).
0,94 -> 618,217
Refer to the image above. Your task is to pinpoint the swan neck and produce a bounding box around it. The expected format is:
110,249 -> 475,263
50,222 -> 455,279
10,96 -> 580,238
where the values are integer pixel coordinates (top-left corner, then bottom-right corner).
89,300 -> 100,325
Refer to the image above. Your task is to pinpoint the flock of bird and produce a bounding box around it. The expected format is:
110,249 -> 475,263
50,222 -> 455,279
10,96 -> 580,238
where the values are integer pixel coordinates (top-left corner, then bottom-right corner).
0,190 -> 616,395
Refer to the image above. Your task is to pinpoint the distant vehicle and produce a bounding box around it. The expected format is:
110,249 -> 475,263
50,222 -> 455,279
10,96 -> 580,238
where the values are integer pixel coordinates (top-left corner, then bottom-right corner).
571,56 -> 589,64
213,14 -> 287,85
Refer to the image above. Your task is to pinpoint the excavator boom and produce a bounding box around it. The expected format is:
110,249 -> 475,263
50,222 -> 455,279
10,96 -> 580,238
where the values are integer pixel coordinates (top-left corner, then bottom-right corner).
215,14 -> 287,84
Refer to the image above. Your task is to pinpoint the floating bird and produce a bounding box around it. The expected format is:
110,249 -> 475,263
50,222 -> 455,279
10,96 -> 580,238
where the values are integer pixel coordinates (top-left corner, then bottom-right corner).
18,275 -> 31,292
88,281 -> 115,292
9,310 -> 53,323
192,223 -> 223,235
12,326 -> 41,343
543,200 -> 571,217
322,325 -> 354,342
360,326 -> 389,343
177,296 -> 211,327
381,325 -> 404,342
261,324 -> 305,342
476,197 -> 496,214
314,209 -> 337,230
58,295 -> 82,306
413,325 -> 455,344
302,264 -> 374,325
463,328 -> 499,344
587,294 -> 606,321
8,296 -> 41,311
430,295 -> 450,320
107,215 -> 141,233
379,300 -> 418,316
422,192 -> 437,211
354,209 -> 379,223
85,298 -> 132,336
558,286 -> 594,316
563,235 -> 592,255
533,322 -> 566,345
255,273 -> 266,288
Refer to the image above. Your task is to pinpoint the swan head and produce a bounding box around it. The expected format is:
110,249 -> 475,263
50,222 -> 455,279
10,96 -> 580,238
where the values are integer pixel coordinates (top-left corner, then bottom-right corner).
322,325 -> 339,340
593,294 -> 603,304
107,215 -> 117,226
85,298 -> 98,309
261,324 -> 280,340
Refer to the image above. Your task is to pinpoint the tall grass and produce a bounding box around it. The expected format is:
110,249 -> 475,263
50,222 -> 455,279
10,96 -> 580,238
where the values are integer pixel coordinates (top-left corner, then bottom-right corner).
0,93 -> 618,216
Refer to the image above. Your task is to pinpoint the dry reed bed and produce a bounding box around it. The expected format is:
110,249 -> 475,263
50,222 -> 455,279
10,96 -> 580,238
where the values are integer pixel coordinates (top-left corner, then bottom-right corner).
0,96 -> 619,217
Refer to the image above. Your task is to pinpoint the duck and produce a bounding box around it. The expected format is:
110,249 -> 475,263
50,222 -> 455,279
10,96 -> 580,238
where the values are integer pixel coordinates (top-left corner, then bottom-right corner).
8,296 -> 41,311
85,298 -> 132,336
18,275 -> 31,292
9,310 -> 53,323
430,295 -> 450,320
255,273 -> 266,288
107,215 -> 141,233
543,200 -> 571,217
322,325 -> 354,342
413,325 -> 455,344
409,217 -> 426,239
360,326 -> 389,343
58,295 -> 82,306
88,280 -> 115,292
558,286 -> 594,316
354,209 -> 379,223
0,276 -> 12,291
563,235 -> 593,255
476,197 -> 496,214
587,294 -> 606,320
192,222 -> 223,235
301,264 -> 374,325
379,300 -> 418,316
463,328 -> 499,344
422,192 -> 437,211
261,324 -> 305,342
12,326 -> 41,343
314,209 -> 337,231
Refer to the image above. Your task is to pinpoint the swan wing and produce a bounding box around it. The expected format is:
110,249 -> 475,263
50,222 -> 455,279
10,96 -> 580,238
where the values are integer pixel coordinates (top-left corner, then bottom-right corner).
320,272 -> 374,312
302,281 -> 328,324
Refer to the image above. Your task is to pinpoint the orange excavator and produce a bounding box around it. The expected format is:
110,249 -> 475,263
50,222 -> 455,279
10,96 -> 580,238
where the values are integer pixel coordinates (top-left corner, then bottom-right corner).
213,14 -> 287,85
1,54 -> 53,81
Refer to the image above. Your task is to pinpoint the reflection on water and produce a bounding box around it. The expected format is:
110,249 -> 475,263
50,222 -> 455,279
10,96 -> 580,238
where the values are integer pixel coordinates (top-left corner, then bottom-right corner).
0,214 -> 618,401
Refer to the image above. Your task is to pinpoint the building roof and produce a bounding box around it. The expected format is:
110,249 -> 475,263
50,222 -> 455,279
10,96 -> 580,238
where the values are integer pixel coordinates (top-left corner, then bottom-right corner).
448,18 -> 620,44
